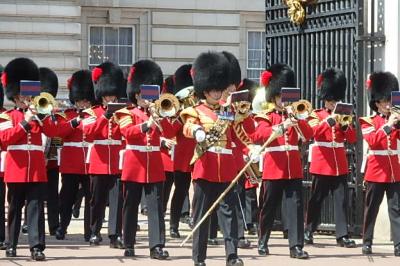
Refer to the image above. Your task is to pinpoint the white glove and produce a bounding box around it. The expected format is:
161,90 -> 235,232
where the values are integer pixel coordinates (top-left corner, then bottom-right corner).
193,125 -> 206,142
248,145 -> 262,163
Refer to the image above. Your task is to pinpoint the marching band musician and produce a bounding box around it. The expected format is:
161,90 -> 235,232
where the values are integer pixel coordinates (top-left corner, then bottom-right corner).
82,62 -> 125,247
116,59 -> 174,259
39,67 -> 61,236
304,68 -> 357,247
0,64 -> 7,250
162,64 -> 197,239
251,64 -> 313,259
181,51 -> 244,266
0,58 -> 58,260
359,72 -> 400,256
53,70 -> 95,241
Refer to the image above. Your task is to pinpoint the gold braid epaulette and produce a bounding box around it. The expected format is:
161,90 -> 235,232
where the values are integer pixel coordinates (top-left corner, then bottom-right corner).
308,109 -> 320,128
115,107 -> 133,128
233,123 -> 253,147
82,107 -> 96,117
359,116 -> 374,126
0,112 -> 11,121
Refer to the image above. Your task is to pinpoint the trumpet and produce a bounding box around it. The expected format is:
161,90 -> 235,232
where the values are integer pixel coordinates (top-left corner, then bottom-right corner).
154,93 -> 180,118
336,114 -> 353,127
233,101 -> 251,114
175,86 -> 196,109
33,92 -> 57,115
290,99 -> 313,119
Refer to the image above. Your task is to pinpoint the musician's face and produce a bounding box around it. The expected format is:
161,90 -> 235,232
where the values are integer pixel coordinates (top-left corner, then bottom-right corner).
325,100 -> 337,111
102,96 -> 117,105
14,95 -> 32,108
274,95 -> 282,107
75,100 -> 91,109
204,89 -> 223,104
136,93 -> 150,108
376,99 -> 391,115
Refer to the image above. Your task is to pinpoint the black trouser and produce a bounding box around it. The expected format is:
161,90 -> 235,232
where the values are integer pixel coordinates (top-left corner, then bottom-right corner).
123,181 -> 165,250
363,181 -> 400,246
182,192 -> 190,215
7,182 -> 46,251
192,179 -> 239,263
169,171 -> 191,230
305,174 -> 349,238
108,177 -> 123,238
259,179 -> 304,249
245,187 -> 258,227
59,174 -> 90,239
234,177 -> 247,239
162,171 -> 174,213
46,168 -> 60,233
0,179 -> 5,243
209,211 -> 218,239
90,175 -> 122,237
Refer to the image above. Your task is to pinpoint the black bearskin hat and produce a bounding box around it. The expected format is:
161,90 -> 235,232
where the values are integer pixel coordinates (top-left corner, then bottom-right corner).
0,65 -> 4,109
39,67 -> 58,97
163,75 -> 175,94
367,71 -> 399,112
68,70 -> 95,104
317,68 -> 346,101
261,63 -> 296,102
192,51 -> 230,99
238,78 -> 258,102
174,64 -> 193,94
92,62 -> 124,101
222,51 -> 241,88
2,57 -> 39,101
126,59 -> 163,105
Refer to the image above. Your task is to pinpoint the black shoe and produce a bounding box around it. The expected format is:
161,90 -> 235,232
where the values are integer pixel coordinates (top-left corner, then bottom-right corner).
290,246 -> 309,259
150,246 -> 169,260
110,236 -> 124,249
89,235 -> 102,246
55,228 -> 66,240
170,228 -> 181,238
31,248 -> 46,261
258,241 -> 269,256
337,236 -> 356,248
247,225 -> 257,236
208,238 -> 219,245
362,244 -> 372,255
238,238 -> 251,249
6,248 -> 16,257
180,214 -> 191,224
226,258 -> 244,266
283,230 -> 288,239
72,205 -> 80,218
49,229 -> 57,236
394,244 -> 400,256
0,242 -> 8,250
124,248 -> 135,257
84,236 -> 90,242
304,230 -> 314,245
137,224 -> 141,231
22,224 -> 28,234
194,262 -> 206,266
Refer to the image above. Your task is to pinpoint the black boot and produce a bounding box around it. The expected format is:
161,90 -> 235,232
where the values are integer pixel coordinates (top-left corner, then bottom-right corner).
337,236 -> 356,248
304,230 -> 314,245
124,248 -> 135,257
289,246 -> 309,259
362,244 -> 372,255
226,257 -> 244,266
150,246 -> 169,260
258,239 -> 269,255
170,228 -> 181,238
0,241 -> 8,250
110,236 -> 124,249
31,248 -> 46,261
21,224 -> 28,234
89,234 -> 102,246
208,238 -> 219,245
55,227 -> 66,240
194,262 -> 206,266
238,238 -> 251,249
394,244 -> 400,256
6,247 -> 16,257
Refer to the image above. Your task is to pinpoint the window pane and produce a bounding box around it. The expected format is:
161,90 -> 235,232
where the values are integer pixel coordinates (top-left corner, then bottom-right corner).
89,45 -> 103,65
119,28 -> 132,45
119,46 -> 133,65
248,32 -> 261,49
90,27 -> 103,45
104,46 -> 118,64
105,27 -> 118,45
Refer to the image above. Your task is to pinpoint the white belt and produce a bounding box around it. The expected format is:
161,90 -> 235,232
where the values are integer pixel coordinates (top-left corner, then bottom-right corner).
93,139 -> 122,146
207,147 -> 233,155
63,141 -> 91,148
7,144 -> 44,152
264,145 -> 299,152
126,144 -> 160,152
368,150 -> 400,156
314,141 -> 344,148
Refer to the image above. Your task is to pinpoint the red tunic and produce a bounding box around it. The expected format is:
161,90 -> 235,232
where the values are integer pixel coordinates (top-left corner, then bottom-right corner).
170,118 -> 196,173
56,109 -> 93,175
118,107 -> 175,183
250,110 -> 313,180
308,109 -> 357,176
160,139 -> 174,172
181,103 -> 238,183
82,105 -> 123,175
0,107 -> 6,178
360,114 -> 400,183
0,109 -> 57,183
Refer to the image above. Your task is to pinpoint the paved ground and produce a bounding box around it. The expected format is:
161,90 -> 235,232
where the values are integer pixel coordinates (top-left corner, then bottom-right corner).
0,210 -> 398,266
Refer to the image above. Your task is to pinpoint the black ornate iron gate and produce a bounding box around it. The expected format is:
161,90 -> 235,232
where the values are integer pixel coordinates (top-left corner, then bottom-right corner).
265,0 -> 385,235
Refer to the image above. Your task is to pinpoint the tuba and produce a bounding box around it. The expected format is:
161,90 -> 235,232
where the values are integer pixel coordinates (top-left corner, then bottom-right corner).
33,92 -> 57,115
291,99 -> 313,119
